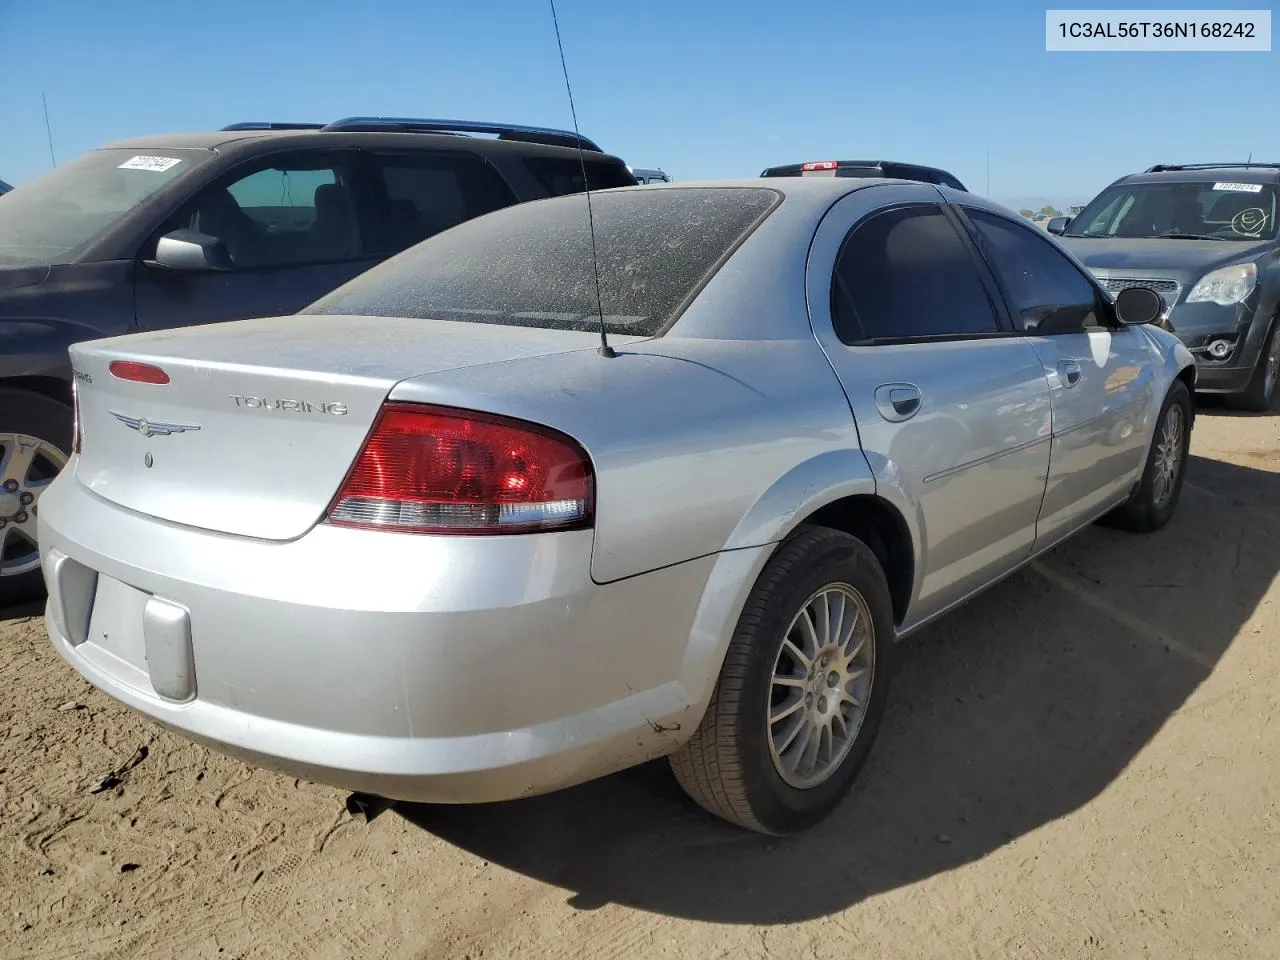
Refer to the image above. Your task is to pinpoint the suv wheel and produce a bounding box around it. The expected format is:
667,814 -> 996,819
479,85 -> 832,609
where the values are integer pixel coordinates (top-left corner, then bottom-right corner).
669,526 -> 894,835
1227,321 -> 1279,412
1,387 -> 72,608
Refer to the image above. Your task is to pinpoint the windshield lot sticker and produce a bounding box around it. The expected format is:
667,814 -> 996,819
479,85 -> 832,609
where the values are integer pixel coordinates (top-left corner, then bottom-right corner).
117,155 -> 183,173
1213,181 -> 1264,193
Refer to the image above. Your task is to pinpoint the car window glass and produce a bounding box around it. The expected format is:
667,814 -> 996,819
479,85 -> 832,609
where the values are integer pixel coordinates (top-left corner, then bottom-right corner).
179,157 -> 362,269
1066,180 -> 1278,241
965,208 -> 1102,335
372,153 -> 516,255
523,156 -> 636,195
305,186 -> 780,337
831,204 -> 1002,343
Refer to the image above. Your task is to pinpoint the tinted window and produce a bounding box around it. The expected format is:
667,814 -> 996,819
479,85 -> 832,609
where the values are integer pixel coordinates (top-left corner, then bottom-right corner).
175,154 -> 364,268
523,156 -> 636,195
304,187 -> 780,337
372,152 -> 516,254
1064,179 -> 1278,241
831,204 -> 1001,343
965,208 -> 1102,335
0,148 -> 210,266
937,173 -> 967,191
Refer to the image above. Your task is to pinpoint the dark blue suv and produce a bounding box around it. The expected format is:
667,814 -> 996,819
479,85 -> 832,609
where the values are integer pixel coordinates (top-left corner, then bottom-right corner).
0,117 -> 635,605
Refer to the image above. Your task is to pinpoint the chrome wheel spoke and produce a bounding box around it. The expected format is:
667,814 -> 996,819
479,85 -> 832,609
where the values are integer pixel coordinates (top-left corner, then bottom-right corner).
796,611 -> 821,662
770,693 -> 805,725
775,713 -> 807,755
0,436 -> 37,487
781,637 -> 812,671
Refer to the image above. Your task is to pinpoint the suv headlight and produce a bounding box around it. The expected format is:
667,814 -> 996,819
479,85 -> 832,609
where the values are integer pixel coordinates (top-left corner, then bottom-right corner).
1186,262 -> 1257,305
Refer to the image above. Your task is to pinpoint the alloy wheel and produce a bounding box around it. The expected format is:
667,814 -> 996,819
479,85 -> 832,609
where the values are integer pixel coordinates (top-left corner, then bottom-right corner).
767,583 -> 876,789
0,433 -> 67,578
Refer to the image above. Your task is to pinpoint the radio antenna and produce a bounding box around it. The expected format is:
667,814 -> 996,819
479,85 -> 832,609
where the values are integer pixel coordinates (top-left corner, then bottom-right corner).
549,0 -> 615,358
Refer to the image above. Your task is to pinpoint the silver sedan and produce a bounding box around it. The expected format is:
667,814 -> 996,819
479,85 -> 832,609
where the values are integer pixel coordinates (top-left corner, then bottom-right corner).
38,178 -> 1195,835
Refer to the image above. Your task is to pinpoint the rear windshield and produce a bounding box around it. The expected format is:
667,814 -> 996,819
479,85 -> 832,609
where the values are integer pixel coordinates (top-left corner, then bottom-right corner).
303,186 -> 781,337
0,148 -> 209,266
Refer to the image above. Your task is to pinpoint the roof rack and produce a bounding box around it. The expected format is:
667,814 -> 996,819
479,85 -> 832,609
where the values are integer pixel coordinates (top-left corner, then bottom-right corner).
220,122 -> 326,131
1145,162 -> 1280,172
319,117 -> 603,152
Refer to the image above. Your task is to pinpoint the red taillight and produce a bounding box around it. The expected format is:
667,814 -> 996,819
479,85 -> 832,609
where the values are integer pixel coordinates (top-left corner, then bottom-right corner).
109,360 -> 170,384
71,380 -> 82,454
325,403 -> 595,535
801,161 -> 839,172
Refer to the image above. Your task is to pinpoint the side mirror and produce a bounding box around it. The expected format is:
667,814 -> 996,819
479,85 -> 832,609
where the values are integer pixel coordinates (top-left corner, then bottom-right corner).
1046,217 -> 1070,235
146,229 -> 232,272
1113,286 -> 1164,326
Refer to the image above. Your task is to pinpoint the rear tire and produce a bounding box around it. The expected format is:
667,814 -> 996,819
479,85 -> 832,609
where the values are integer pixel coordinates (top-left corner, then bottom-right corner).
1,386 -> 72,609
1225,321 -> 1279,413
669,526 -> 894,835
1106,380 -> 1192,533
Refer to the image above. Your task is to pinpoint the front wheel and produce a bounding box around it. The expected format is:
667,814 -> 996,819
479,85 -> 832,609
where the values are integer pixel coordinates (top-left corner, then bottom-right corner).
1226,321 -> 1279,412
669,526 -> 894,835
1,387 -> 72,608
1106,379 -> 1192,533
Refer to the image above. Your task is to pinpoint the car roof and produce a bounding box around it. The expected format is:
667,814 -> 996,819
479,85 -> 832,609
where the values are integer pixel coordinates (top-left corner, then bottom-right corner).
626,176 -> 964,212
1121,164 -> 1280,185
94,125 -> 624,163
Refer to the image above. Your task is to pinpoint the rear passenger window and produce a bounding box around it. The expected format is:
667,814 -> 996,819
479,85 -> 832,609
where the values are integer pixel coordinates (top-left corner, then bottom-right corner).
831,204 -> 1002,343
965,208 -> 1103,335
372,153 -> 516,255
523,157 -> 635,195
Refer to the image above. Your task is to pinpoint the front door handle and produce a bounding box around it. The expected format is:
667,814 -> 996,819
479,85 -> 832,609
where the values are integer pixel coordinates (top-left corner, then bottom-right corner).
874,383 -> 922,422
1058,359 -> 1082,388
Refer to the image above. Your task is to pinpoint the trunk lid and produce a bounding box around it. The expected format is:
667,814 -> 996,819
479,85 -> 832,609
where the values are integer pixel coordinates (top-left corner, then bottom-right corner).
69,313 -> 606,540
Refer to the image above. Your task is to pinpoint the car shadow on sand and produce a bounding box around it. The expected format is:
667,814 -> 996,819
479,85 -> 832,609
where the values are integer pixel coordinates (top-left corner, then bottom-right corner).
398,454 -> 1278,923
1194,394 -> 1278,419
0,598 -> 43,623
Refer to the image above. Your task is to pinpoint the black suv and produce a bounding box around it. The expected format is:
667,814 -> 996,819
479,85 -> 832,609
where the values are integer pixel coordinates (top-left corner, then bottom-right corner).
1050,163 -> 1279,411
760,159 -> 967,191
0,116 -> 634,605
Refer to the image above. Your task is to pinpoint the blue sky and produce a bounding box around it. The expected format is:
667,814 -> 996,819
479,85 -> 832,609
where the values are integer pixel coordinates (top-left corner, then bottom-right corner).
1,0 -> 1276,205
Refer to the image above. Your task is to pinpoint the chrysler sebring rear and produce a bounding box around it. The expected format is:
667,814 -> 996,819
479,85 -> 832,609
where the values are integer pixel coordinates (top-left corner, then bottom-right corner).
39,181 -> 1194,835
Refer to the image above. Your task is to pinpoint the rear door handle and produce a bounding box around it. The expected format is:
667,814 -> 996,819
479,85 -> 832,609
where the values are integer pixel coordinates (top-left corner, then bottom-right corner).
874,383 -> 922,422
1057,359 -> 1082,387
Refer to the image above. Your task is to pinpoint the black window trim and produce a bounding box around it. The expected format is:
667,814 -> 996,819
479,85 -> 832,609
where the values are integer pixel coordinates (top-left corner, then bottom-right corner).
829,200 -> 1022,348
951,202 -> 1124,335
138,146 -> 383,274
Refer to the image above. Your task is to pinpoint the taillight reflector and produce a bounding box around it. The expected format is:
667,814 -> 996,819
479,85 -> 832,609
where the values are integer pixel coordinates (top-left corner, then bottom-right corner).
109,360 -> 170,384
801,161 -> 839,172
325,403 -> 595,535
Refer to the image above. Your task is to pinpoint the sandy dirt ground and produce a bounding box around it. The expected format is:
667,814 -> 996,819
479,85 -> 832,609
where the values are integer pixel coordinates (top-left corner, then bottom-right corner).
2,402 -> 1277,960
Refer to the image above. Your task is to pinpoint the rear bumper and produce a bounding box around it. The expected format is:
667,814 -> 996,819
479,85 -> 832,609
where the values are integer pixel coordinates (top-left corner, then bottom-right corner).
38,468 -> 725,803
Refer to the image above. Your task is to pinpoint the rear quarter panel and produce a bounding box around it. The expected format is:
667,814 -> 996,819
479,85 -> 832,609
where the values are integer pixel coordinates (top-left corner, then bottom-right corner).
390,334 -> 867,584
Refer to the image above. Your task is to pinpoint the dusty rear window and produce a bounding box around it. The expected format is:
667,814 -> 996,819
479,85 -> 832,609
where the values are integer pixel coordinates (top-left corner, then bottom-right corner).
303,187 -> 781,337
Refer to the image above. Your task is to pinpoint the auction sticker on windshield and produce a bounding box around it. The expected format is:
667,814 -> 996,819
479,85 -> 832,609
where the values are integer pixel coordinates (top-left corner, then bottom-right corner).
1213,182 -> 1264,193
117,156 -> 184,173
